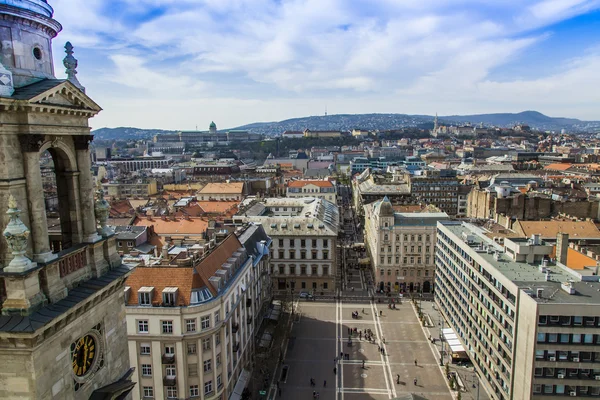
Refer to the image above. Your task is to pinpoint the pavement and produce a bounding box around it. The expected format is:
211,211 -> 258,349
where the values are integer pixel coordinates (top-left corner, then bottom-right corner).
270,287 -> 454,400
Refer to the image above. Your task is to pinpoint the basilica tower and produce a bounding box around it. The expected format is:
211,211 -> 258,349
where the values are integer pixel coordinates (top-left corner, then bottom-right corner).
0,1 -> 135,399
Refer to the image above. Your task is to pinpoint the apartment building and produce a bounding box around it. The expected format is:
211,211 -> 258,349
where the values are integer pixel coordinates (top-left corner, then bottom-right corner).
364,197 -> 448,293
102,179 -> 158,199
234,197 -> 339,294
286,179 -> 337,203
435,221 -> 600,400
125,224 -> 271,400
409,168 -> 459,215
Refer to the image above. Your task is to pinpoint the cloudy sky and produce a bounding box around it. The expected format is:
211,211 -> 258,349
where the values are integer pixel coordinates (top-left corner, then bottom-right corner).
48,0 -> 600,130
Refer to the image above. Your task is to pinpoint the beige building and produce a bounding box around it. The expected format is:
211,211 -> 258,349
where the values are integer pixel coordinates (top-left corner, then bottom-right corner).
103,179 -> 158,199
198,182 -> 245,201
286,179 -> 337,203
234,197 -> 339,294
436,221 -> 600,400
364,197 -> 448,294
0,1 -> 134,398
303,129 -> 341,138
125,225 -> 271,400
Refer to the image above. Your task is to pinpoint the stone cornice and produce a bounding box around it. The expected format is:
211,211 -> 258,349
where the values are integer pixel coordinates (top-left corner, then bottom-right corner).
0,4 -> 61,37
0,100 -> 99,117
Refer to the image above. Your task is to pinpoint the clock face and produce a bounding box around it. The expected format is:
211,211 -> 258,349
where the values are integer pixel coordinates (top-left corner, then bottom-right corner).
71,334 -> 97,377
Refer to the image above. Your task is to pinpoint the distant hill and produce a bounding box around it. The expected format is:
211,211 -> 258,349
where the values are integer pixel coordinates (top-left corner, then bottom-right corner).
91,111 -> 600,139
92,127 -> 176,141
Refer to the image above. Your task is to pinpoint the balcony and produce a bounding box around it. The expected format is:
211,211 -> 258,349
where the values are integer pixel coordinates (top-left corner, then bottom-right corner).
162,353 -> 175,364
232,322 -> 239,334
232,342 -> 240,352
163,376 -> 176,386
246,298 -> 252,308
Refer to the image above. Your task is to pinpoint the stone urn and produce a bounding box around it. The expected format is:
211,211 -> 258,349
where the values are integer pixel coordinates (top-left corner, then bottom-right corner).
94,187 -> 113,237
3,195 -> 36,272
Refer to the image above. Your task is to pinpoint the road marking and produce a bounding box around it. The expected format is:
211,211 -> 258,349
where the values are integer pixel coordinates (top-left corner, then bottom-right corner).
369,301 -> 395,398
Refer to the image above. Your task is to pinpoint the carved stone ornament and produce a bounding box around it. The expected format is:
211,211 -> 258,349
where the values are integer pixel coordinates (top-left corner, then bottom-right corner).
0,60 -> 14,97
63,42 -> 85,93
3,195 -> 36,272
73,135 -> 94,151
94,185 -> 113,237
18,134 -> 45,152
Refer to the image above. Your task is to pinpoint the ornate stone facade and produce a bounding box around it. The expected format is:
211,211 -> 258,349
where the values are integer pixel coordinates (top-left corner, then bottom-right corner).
0,1 -> 134,399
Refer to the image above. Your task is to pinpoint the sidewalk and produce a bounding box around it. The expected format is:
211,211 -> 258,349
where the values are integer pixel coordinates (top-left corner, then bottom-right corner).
418,299 -> 490,400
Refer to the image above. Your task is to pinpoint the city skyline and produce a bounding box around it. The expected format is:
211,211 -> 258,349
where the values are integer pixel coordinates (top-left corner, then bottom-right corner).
50,0 -> 600,130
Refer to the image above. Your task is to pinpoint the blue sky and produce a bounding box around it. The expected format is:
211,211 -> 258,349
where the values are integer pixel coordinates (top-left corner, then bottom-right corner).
48,0 -> 600,130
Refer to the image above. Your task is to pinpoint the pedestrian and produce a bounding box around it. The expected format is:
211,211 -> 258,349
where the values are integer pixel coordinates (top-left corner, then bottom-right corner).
380,310 -> 383,316
333,367 -> 337,375
378,345 -> 381,352
324,380 -> 326,387
397,374 -> 400,384
362,360 -> 365,369
414,359 -> 418,366
316,393 -> 320,399
414,378 -> 418,385
359,331 -> 362,340
340,352 -> 343,359
313,390 -> 317,398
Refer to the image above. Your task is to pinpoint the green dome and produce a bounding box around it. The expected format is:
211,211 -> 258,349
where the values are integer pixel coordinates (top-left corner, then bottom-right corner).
209,121 -> 216,128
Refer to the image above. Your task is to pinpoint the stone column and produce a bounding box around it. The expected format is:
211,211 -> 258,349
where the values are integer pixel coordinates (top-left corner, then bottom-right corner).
74,135 -> 101,243
19,135 -> 56,263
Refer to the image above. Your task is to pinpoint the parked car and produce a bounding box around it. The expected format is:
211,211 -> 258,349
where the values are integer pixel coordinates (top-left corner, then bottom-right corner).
299,291 -> 313,299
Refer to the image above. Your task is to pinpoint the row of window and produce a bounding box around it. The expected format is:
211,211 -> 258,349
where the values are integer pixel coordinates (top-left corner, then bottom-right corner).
141,356 -> 221,377
137,313 -> 219,334
533,384 -> 600,396
537,333 -> 599,345
276,250 -> 329,260
535,350 -> 600,362
276,265 -> 329,276
380,268 -> 430,277
380,245 -> 432,254
534,367 -> 600,379
381,234 -> 431,243
142,378 -> 220,398
276,238 -> 329,248
539,315 -> 600,327
379,255 -> 431,265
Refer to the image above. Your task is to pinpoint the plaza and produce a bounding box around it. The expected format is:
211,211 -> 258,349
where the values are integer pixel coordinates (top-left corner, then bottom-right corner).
273,296 -> 453,400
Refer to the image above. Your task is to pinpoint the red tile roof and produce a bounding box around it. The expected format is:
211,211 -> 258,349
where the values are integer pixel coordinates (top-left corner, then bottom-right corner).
288,180 -> 334,188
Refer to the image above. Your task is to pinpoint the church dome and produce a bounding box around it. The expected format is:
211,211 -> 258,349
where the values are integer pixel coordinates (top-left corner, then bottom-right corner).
0,0 -> 55,19
209,121 -> 216,128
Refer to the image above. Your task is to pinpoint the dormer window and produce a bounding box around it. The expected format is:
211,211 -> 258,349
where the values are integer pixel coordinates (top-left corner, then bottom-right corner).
138,286 -> 154,306
162,287 -> 178,306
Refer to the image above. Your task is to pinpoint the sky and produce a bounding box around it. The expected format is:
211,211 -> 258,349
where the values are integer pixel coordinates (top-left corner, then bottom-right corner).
47,0 -> 600,130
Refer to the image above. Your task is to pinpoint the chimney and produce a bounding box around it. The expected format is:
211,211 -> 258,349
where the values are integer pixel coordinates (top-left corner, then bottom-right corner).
556,232 -> 569,265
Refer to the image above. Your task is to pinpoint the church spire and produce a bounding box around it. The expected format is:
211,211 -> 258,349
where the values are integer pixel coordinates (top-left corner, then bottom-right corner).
63,42 -> 85,93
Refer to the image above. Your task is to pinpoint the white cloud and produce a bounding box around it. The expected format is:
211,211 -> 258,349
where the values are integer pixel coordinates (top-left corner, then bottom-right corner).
45,0 -> 600,127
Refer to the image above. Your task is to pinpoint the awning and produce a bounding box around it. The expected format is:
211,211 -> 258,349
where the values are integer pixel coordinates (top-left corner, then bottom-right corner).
229,369 -> 250,400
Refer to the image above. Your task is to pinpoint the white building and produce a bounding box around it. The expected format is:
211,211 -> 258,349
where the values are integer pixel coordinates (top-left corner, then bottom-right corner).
364,197 -> 448,294
436,221 -> 600,400
234,197 -> 339,294
286,179 -> 337,203
125,224 -> 271,400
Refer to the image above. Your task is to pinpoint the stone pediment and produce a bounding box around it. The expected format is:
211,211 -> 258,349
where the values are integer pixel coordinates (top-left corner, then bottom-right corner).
10,79 -> 102,113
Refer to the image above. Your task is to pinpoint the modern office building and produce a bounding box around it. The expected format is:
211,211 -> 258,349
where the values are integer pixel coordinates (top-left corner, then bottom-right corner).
125,224 -> 271,400
435,221 -> 600,400
364,197 -> 448,293
234,197 -> 339,295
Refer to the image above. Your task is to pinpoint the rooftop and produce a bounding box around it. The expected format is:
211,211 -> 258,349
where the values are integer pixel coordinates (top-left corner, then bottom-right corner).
198,182 -> 244,194
441,222 -> 600,305
288,180 -> 333,188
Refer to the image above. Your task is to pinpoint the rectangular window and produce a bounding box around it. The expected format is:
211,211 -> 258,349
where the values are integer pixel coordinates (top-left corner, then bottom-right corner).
323,251 -> 329,259
166,387 -> 177,399
380,269 -> 384,276
323,239 -> 328,247
186,319 -> 196,332
289,250 -> 295,259
312,239 -> 317,247
139,292 -> 151,306
216,335 -> 221,346
140,343 -> 151,355
279,251 -> 284,259
203,338 -> 211,351
301,239 -> 306,247
279,239 -> 284,247
217,374 -> 222,388
217,353 -> 221,367
162,320 -> 173,334
165,345 -> 175,355
323,267 -> 328,275
138,320 -> 149,333
201,316 -> 210,330
143,386 -> 154,398
141,364 -> 152,376
323,282 -> 328,289
279,266 -> 284,274
190,385 -> 199,397
187,342 -> 197,355
204,380 -> 213,395
165,364 -> 176,377
214,311 -> 220,323
204,359 -> 212,372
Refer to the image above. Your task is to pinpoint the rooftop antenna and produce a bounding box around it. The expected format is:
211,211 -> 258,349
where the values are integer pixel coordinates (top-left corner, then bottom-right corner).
325,105 -> 328,116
